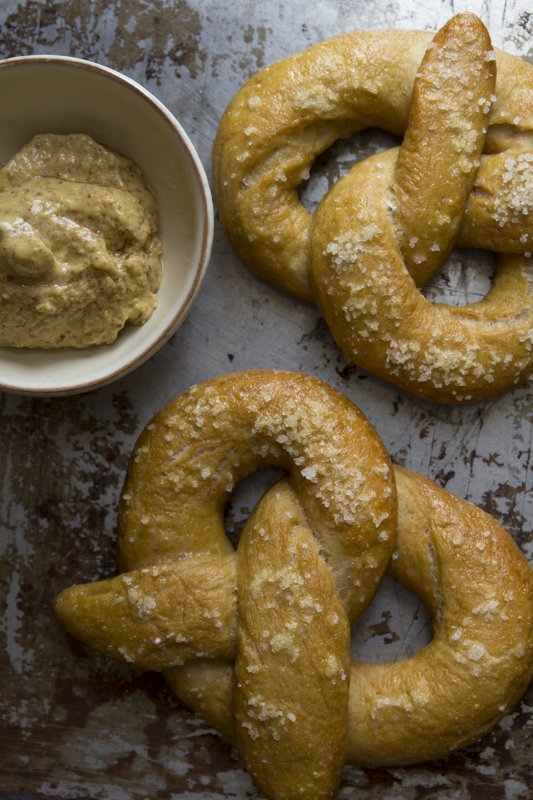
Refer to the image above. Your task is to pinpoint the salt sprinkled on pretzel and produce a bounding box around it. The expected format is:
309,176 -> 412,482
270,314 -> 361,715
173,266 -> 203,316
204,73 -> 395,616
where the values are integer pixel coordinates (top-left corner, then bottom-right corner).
55,371 -> 533,800
213,13 -> 533,403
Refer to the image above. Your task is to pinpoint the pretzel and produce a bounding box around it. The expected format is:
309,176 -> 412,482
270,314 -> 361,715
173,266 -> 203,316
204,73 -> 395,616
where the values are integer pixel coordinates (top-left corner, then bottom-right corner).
213,14 -> 533,403
55,371 -> 533,800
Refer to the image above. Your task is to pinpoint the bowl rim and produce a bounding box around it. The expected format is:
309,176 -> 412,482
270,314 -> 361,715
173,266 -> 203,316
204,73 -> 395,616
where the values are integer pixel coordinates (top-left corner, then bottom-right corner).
0,54 -> 214,397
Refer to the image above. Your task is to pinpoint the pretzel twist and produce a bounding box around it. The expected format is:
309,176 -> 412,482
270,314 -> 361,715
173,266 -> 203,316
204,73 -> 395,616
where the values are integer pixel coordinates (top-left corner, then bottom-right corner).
213,14 -> 533,403
55,372 -> 533,800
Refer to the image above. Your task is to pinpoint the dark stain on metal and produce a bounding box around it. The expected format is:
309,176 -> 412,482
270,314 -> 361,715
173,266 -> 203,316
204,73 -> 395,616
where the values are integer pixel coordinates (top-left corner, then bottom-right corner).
0,0 -> 207,83
367,611 -> 401,645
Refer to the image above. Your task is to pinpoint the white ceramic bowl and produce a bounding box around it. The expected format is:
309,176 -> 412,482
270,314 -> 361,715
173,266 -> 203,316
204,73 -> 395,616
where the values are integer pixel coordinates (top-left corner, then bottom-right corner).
0,55 -> 213,396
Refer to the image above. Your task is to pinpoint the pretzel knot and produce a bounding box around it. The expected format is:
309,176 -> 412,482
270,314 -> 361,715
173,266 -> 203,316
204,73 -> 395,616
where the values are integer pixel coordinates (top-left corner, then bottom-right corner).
55,372 -> 533,800
213,13 -> 533,403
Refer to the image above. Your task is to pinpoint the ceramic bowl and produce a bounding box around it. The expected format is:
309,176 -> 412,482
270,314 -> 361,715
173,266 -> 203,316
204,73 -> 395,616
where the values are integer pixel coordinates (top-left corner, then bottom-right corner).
0,55 -> 213,396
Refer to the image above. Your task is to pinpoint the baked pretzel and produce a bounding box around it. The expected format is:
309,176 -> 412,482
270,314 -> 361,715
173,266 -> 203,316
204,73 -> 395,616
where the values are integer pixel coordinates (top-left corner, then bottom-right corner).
55,372 -> 533,800
213,14 -> 533,403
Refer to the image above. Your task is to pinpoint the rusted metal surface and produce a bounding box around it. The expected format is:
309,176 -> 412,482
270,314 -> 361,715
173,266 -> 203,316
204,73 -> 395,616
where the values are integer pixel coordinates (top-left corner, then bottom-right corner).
1,1 -> 532,798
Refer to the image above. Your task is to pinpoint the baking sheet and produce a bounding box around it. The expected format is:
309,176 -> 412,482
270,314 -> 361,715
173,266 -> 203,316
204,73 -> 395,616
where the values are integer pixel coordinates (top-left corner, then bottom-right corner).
0,1 -> 532,798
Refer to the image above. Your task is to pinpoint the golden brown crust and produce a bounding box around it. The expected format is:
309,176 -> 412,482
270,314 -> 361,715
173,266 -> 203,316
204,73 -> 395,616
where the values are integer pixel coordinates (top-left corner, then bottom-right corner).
59,370 -> 396,799
234,481 -> 350,800
55,371 -> 533,799
310,149 -> 533,403
213,13 -> 533,403
392,15 -> 495,283
346,466 -> 533,765
117,370 -> 396,613
165,467 -> 533,768
213,27 -> 430,302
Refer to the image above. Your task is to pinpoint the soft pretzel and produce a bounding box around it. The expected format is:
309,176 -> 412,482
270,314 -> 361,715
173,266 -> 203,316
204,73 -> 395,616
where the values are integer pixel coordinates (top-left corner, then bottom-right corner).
213,14 -> 533,403
55,371 -> 533,800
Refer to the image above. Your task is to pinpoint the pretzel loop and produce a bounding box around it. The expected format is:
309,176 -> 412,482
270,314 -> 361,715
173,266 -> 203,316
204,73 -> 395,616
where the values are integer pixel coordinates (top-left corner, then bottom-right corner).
213,13 -> 533,402
117,372 -> 395,613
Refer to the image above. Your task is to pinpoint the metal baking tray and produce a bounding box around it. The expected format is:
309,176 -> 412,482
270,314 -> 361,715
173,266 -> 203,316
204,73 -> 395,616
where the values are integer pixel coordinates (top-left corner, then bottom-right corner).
1,2 -> 531,798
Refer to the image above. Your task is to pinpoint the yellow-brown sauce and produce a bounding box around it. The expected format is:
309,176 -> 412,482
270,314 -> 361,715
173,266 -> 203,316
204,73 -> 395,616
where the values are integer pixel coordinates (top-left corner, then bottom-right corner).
0,133 -> 162,348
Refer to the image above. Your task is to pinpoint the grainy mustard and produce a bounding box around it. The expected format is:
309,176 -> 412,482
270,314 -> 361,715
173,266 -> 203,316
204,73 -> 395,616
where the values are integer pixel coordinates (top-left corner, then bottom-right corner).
0,133 -> 162,348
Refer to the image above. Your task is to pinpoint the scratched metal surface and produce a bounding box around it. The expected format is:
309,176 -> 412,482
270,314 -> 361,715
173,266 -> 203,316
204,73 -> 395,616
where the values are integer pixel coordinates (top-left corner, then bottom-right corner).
0,0 -> 532,798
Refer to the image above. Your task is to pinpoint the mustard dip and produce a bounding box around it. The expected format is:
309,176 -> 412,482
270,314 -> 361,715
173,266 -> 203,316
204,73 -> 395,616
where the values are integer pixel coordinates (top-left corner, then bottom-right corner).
0,133 -> 162,348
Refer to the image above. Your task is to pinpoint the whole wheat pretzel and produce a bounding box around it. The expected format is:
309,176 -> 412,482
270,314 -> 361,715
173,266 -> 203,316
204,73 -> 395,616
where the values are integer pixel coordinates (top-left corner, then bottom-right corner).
213,14 -> 533,403
55,372 -> 533,800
